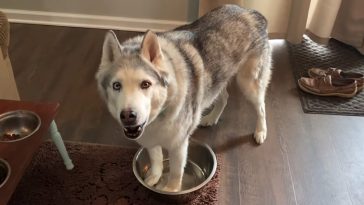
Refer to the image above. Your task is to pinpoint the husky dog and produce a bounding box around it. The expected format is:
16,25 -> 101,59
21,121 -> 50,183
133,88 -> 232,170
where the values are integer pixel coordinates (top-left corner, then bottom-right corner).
96,5 -> 272,192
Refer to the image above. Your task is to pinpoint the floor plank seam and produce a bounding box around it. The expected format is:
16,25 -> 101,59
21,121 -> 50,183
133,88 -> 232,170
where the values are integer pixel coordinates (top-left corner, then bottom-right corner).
328,132 -> 355,205
275,122 -> 299,205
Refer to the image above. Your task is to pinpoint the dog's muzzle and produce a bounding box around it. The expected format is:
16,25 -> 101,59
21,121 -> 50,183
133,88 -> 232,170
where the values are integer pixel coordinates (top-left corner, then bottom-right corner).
122,122 -> 146,140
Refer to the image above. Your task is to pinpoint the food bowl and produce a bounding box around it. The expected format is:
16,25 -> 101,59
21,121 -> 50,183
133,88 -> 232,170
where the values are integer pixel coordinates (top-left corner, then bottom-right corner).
0,158 -> 11,188
0,110 -> 41,142
133,140 -> 217,202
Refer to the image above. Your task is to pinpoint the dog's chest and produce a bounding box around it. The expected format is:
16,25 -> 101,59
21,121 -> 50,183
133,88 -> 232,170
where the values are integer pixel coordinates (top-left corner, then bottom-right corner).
136,120 -> 184,149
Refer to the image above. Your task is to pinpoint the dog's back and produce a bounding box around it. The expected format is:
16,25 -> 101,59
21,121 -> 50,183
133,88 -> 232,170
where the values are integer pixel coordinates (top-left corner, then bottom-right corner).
161,4 -> 270,108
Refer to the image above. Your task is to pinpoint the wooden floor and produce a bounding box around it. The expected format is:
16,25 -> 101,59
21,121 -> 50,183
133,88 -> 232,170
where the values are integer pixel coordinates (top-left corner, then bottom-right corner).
9,24 -> 364,205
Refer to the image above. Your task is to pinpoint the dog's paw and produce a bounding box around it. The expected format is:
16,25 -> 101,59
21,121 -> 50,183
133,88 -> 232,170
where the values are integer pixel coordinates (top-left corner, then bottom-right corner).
144,169 -> 162,187
155,178 -> 167,190
199,115 -> 218,127
144,174 -> 161,187
161,185 -> 181,192
156,181 -> 181,192
254,131 -> 267,144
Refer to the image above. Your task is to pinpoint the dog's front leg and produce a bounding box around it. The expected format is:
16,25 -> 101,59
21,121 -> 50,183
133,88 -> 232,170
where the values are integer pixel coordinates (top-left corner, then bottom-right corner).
144,146 -> 163,187
158,139 -> 188,192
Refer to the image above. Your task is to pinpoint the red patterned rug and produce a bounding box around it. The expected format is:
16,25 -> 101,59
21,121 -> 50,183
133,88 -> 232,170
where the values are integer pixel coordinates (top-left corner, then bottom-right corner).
9,141 -> 220,205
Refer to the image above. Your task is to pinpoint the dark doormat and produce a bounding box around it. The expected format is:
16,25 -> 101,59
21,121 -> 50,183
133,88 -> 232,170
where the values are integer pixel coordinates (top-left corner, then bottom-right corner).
289,35 -> 364,116
9,141 -> 220,205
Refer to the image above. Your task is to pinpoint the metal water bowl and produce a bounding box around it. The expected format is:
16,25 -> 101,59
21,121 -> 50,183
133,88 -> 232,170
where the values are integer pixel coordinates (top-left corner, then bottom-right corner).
0,158 -> 11,188
133,140 -> 217,202
0,110 -> 41,142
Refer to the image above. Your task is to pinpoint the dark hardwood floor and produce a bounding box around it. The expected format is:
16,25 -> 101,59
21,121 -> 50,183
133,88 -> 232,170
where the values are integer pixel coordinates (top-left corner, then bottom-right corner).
8,23 -> 364,205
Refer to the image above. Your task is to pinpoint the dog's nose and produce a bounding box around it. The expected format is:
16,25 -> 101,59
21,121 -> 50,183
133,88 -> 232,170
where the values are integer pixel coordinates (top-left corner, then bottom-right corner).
120,110 -> 137,125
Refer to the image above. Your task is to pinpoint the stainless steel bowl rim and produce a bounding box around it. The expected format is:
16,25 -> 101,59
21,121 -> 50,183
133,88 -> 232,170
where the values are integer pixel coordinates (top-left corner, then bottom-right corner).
132,140 -> 217,195
0,110 -> 41,143
0,158 -> 11,188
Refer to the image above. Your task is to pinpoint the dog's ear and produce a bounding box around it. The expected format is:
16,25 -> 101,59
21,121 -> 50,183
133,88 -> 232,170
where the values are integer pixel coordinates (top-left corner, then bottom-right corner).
100,30 -> 122,67
141,30 -> 163,65
140,30 -> 168,87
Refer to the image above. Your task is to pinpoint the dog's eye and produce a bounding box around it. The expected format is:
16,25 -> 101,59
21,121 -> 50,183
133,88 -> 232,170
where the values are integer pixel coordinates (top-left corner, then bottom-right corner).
140,80 -> 152,89
112,82 -> 121,91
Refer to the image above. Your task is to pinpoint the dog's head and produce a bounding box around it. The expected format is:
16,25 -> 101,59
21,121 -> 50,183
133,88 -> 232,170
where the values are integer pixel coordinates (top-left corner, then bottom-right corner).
96,30 -> 169,140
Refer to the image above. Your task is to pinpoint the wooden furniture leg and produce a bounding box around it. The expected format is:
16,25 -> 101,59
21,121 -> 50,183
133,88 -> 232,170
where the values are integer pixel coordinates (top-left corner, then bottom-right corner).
49,120 -> 74,170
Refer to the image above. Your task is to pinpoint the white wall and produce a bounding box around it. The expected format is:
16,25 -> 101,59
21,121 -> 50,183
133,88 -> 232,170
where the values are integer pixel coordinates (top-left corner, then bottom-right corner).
199,0 -> 292,38
244,0 -> 292,37
0,0 -> 199,21
0,0 -> 199,31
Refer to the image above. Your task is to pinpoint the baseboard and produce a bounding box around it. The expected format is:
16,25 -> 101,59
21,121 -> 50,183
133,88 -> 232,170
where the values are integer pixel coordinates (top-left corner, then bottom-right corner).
2,9 -> 187,32
269,32 -> 286,40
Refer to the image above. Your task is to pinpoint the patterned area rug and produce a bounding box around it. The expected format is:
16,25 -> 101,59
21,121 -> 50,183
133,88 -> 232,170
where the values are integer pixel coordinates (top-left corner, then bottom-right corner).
289,35 -> 364,116
9,141 -> 220,205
